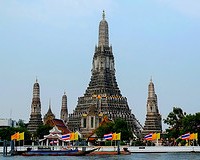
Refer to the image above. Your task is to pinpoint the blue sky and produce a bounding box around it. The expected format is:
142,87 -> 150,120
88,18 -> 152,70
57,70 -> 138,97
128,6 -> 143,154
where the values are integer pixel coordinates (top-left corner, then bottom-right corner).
0,0 -> 200,129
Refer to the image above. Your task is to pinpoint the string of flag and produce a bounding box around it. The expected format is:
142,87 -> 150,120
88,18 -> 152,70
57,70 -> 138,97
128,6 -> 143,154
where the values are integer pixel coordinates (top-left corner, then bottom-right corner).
61,132 -> 79,141
103,133 -> 121,140
11,132 -> 24,141
180,132 -> 198,140
144,133 -> 160,141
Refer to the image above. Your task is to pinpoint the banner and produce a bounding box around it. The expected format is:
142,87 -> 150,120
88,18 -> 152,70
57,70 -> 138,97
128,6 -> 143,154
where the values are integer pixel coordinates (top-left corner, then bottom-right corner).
144,133 -> 153,140
17,132 -> 24,141
144,133 -> 160,141
61,133 -> 70,140
190,133 -> 198,140
181,133 -> 190,140
74,132 -> 79,140
112,133 -> 121,140
61,132 -> 79,141
11,132 -> 20,140
104,133 -> 113,140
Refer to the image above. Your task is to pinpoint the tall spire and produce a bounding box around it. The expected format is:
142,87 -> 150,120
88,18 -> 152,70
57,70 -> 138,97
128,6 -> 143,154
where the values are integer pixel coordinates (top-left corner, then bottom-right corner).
60,92 -> 68,123
148,77 -> 155,98
27,79 -> 43,134
98,10 -> 109,47
142,79 -> 162,136
33,79 -> 40,98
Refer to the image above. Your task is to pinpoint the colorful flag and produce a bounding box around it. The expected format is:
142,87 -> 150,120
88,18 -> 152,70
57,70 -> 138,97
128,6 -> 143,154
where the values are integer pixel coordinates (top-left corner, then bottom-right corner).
11,132 -> 20,140
112,133 -> 117,140
70,132 -> 75,140
190,133 -> 198,140
104,133 -> 113,140
112,133 -> 121,140
61,133 -> 70,140
74,132 -> 79,140
195,133 -> 198,140
116,133 -> 121,140
152,133 -> 157,140
181,133 -> 190,140
17,132 -> 24,141
156,133 -> 160,140
144,133 -> 153,140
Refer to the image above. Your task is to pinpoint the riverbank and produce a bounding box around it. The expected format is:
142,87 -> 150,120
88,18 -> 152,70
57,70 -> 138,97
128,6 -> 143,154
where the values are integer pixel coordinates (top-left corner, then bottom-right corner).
127,146 -> 200,153
1,145 -> 200,155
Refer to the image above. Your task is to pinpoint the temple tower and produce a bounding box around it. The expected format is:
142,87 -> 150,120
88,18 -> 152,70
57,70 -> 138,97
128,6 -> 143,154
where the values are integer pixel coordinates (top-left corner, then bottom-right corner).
27,79 -> 43,134
142,79 -> 162,136
44,100 -> 55,125
60,92 -> 68,123
68,11 -> 142,138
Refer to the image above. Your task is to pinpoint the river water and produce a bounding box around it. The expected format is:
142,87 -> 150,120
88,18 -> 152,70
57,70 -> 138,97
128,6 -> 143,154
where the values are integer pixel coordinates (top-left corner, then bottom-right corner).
1,153 -> 200,160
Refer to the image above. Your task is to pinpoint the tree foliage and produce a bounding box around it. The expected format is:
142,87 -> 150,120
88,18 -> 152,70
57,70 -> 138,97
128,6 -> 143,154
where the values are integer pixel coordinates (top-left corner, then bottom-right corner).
36,124 -> 53,139
0,126 -> 31,141
164,107 -> 200,144
164,107 -> 185,139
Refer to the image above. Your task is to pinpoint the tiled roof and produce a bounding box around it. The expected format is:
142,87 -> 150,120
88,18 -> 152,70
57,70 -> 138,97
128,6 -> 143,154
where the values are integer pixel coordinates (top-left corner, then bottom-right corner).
46,118 -> 71,134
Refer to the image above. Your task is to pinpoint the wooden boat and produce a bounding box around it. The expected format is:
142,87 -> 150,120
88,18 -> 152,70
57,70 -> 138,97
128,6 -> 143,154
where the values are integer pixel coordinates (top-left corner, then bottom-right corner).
22,147 -> 99,156
88,147 -> 131,155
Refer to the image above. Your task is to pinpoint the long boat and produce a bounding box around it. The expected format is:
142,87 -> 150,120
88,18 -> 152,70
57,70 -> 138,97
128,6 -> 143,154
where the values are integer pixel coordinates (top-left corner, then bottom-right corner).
22,147 -> 99,156
88,147 -> 131,155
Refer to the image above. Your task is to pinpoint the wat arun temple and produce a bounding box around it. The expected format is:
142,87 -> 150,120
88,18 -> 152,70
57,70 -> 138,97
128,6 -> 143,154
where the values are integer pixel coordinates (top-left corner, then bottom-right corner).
27,11 -> 162,138
67,11 -> 143,137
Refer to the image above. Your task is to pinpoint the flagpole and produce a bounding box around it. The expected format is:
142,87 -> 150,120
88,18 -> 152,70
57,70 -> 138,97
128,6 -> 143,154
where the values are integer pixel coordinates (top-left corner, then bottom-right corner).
156,138 -> 158,146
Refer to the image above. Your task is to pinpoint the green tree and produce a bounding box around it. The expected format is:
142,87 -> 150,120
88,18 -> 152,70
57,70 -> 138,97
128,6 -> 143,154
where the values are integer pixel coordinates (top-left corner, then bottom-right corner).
164,107 -> 186,139
182,112 -> 200,144
0,127 -> 15,140
113,118 -> 133,141
0,126 -> 31,142
36,124 -> 53,139
95,121 -> 115,138
17,119 -> 26,128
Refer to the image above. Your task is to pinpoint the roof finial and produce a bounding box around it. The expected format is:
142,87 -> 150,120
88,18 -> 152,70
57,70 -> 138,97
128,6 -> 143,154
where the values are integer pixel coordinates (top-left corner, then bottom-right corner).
150,76 -> 152,82
102,10 -> 105,20
36,76 -> 38,83
49,98 -> 51,109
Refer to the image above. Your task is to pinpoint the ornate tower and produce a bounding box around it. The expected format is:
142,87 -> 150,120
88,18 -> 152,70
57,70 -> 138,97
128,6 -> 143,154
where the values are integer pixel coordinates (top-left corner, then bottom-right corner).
60,92 -> 68,123
68,11 -> 142,137
44,100 -> 55,125
27,79 -> 43,134
142,79 -> 162,136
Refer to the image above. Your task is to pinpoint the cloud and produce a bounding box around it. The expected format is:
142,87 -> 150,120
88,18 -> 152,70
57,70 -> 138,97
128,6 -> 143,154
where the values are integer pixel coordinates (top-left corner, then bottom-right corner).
155,0 -> 200,18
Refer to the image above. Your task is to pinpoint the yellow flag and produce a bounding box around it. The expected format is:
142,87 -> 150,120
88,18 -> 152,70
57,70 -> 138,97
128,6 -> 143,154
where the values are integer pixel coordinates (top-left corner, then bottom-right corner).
17,132 -> 24,141
74,132 -> 79,140
116,133 -> 121,140
156,133 -> 160,140
195,133 -> 198,140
